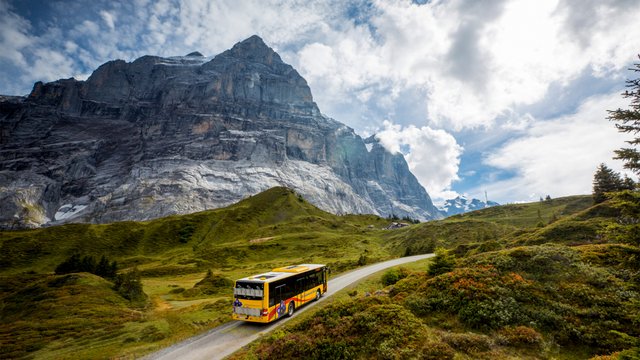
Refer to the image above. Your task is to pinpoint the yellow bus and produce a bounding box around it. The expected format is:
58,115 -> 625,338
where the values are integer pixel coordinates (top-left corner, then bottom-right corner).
232,264 -> 328,323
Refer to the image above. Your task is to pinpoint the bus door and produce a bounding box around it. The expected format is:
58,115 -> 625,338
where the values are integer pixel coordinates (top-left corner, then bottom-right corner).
274,283 -> 287,317
323,267 -> 328,293
296,276 -> 306,303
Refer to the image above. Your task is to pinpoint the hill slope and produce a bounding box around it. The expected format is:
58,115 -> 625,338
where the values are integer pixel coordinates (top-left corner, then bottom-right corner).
232,192 -> 640,360
2,189 -> 637,359
0,187 -> 394,359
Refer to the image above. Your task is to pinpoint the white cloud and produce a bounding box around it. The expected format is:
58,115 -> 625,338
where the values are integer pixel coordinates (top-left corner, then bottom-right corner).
99,10 -> 116,31
376,120 -> 463,201
476,91 -> 633,203
2,0 -> 639,129
0,2 -> 33,67
2,0 -> 640,205
290,0 -> 640,132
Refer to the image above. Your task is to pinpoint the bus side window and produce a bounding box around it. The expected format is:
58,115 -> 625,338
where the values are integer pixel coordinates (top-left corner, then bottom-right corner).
269,289 -> 274,307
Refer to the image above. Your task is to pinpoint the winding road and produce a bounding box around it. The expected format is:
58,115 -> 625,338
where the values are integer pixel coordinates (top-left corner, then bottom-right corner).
144,254 -> 434,360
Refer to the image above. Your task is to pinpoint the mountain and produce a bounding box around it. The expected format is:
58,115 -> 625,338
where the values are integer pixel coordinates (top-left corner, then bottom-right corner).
439,196 -> 499,217
0,35 -> 442,229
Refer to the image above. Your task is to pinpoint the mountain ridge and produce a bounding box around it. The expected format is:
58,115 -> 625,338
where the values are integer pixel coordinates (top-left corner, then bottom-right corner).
439,195 -> 499,217
0,35 -> 442,228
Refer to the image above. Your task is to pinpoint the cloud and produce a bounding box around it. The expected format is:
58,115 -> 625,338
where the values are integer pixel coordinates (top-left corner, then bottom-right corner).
291,0 -> 640,132
99,10 -> 116,31
376,120 -> 463,201
476,91 -> 633,203
2,0 -> 640,205
2,0 -> 639,129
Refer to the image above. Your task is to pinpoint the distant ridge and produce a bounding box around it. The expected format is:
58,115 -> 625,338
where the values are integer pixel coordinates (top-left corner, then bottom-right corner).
439,196 -> 499,217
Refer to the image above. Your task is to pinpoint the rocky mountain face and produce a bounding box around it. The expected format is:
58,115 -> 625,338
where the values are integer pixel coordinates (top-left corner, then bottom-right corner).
439,196 -> 499,217
0,35 -> 442,229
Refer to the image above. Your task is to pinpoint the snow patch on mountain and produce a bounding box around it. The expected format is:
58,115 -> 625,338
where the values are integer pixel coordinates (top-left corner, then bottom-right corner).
439,196 -> 499,217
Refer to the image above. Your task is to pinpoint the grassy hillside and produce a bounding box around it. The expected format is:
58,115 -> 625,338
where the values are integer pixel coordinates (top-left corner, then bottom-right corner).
0,187 -> 388,275
232,192 -> 640,360
2,188 -> 635,359
0,187 -> 393,359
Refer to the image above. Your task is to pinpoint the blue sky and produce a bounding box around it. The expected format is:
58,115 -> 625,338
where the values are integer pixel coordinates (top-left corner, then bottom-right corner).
1,0 -> 639,205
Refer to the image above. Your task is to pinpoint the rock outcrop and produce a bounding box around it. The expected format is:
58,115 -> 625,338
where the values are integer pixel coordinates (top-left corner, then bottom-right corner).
0,35 -> 442,228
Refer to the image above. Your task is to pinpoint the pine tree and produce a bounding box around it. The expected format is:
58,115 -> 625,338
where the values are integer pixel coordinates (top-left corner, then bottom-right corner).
427,248 -> 455,276
95,255 -> 110,278
593,163 -> 624,203
608,56 -> 640,175
80,255 -> 97,273
114,267 -> 146,303
55,254 -> 82,274
622,175 -> 637,190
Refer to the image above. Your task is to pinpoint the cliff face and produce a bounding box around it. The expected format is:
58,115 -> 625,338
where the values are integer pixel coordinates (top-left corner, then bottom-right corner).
0,35 -> 442,228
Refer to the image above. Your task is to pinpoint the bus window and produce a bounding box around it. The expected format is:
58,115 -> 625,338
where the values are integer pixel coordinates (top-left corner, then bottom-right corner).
234,282 -> 264,300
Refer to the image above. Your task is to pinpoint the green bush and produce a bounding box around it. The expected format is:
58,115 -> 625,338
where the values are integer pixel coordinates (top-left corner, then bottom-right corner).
381,267 -> 409,286
183,269 -> 233,297
251,297 -> 429,359
441,332 -> 492,353
113,268 -> 147,303
419,341 -> 455,359
496,326 -> 543,347
428,248 -> 455,276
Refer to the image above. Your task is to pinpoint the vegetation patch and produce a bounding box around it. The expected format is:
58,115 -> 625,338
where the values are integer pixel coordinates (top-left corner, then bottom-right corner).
1,188 -> 638,359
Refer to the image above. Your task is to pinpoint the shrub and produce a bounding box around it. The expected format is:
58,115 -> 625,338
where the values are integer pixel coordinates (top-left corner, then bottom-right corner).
458,296 -> 526,329
169,287 -> 185,294
357,253 -> 368,266
183,270 -> 233,297
113,268 -> 146,303
496,326 -> 543,347
381,267 -> 409,286
428,248 -> 455,276
251,297 -> 429,359
140,325 -> 166,342
420,341 -> 456,359
441,332 -> 492,353
178,223 -> 196,243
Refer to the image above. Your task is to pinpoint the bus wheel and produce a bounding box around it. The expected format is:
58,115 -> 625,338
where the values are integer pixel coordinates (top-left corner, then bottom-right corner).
287,303 -> 295,317
315,290 -> 321,301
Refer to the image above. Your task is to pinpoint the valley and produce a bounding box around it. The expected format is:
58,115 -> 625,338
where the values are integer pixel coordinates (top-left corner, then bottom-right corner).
1,187 -> 637,359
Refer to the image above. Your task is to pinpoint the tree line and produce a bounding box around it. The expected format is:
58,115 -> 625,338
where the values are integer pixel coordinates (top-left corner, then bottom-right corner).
55,254 -> 146,302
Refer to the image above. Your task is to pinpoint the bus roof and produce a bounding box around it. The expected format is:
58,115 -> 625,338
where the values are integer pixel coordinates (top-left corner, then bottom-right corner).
236,264 -> 325,284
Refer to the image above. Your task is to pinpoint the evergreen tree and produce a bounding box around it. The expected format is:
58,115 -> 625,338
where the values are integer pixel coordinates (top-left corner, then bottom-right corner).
95,255 -> 110,277
608,56 -> 640,175
593,163 -> 624,203
80,255 -> 97,273
109,260 -> 118,278
55,254 -> 117,279
114,268 -> 146,303
622,175 -> 637,191
55,254 -> 82,274
427,248 -> 455,276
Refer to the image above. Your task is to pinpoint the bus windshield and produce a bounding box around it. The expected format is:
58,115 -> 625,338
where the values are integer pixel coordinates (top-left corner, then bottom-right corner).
234,281 -> 264,300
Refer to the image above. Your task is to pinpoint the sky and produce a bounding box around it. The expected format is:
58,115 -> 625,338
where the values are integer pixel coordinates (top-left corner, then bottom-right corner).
1,0 -> 639,205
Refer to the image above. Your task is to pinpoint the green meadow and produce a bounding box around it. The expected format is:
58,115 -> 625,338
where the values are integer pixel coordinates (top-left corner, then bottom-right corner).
1,187 -> 638,359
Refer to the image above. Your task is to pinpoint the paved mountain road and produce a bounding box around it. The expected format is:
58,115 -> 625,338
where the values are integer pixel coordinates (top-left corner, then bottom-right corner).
144,254 -> 434,360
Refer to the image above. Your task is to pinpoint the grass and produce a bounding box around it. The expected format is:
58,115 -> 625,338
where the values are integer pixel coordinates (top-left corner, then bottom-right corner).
0,187 -> 396,359
227,192 -> 640,360
1,187 -> 636,359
